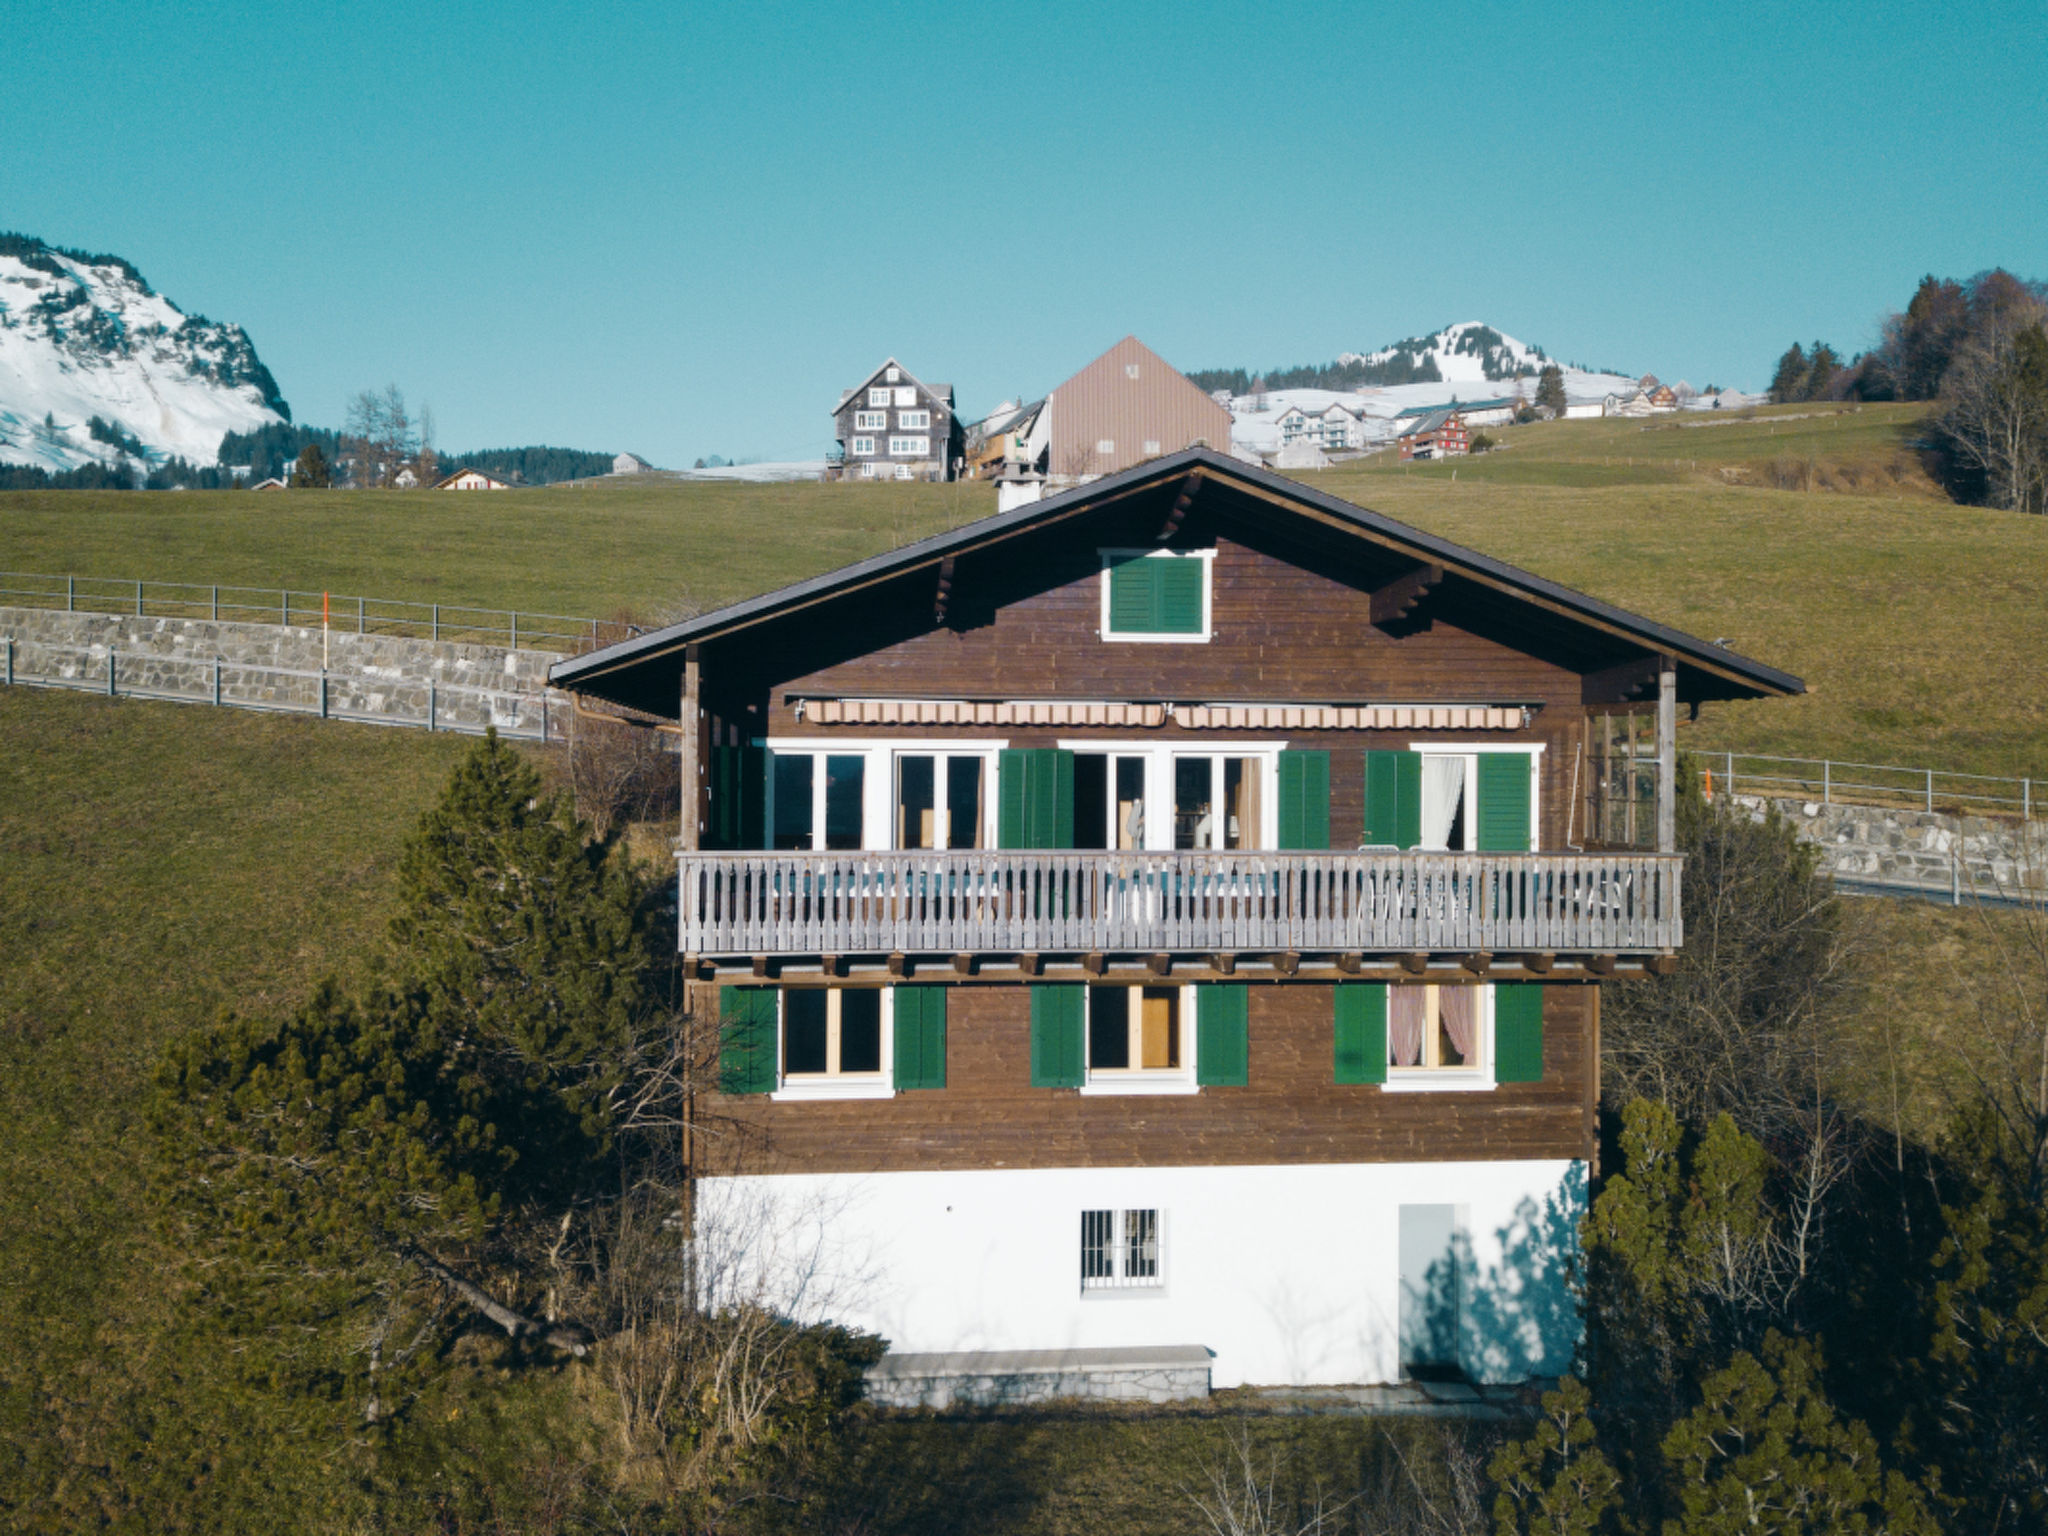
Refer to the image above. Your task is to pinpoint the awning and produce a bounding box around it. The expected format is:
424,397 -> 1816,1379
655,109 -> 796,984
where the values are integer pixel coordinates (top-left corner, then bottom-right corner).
795,698 -> 1532,730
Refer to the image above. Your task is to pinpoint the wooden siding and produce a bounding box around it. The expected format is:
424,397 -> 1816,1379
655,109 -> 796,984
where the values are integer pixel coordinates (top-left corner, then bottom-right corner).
1047,337 -> 1232,479
734,508 -> 1599,850
833,360 -> 961,480
694,981 -> 1596,1176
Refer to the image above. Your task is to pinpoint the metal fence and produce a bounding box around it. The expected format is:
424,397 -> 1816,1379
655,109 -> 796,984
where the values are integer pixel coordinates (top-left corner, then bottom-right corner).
1707,751 -> 2040,820
0,570 -> 631,652
1,635 -> 557,741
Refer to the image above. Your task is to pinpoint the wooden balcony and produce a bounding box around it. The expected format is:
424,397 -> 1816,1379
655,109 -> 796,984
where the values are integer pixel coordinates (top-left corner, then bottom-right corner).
676,851 -> 1682,965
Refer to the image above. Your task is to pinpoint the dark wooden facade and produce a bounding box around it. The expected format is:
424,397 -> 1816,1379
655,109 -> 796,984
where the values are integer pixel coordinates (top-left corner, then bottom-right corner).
697,981 -> 1599,1175
831,357 -> 963,482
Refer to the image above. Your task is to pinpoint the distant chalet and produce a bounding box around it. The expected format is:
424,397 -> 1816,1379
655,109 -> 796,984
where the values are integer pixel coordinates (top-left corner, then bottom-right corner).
831,359 -> 963,482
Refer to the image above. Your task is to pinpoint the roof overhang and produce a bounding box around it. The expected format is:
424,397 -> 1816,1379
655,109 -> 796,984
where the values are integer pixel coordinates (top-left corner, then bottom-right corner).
549,447 -> 1804,712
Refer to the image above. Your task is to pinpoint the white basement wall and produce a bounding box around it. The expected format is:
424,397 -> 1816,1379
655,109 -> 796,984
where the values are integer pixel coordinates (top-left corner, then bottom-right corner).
700,1158 -> 1586,1389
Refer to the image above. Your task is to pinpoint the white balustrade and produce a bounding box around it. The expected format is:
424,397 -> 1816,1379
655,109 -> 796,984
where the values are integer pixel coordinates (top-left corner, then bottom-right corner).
675,851 -> 1681,957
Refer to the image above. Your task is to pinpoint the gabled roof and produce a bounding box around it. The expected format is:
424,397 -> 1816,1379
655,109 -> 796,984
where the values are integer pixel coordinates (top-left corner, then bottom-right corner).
1393,396 -> 1518,420
550,447 -> 1802,710
835,357 -> 954,413
1398,408 -> 1465,437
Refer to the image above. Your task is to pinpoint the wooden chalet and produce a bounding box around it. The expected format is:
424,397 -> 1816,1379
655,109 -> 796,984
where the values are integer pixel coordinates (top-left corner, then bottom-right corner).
831,358 -> 963,482
1397,407 -> 1470,460
550,447 -> 1799,1397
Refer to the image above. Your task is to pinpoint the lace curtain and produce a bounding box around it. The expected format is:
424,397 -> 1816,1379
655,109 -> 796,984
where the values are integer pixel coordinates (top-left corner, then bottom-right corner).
1421,757 -> 1466,849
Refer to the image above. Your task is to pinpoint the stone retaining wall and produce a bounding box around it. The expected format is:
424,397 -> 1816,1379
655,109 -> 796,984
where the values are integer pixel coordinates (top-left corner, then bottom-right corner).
1738,794 -> 2048,896
0,606 -> 566,737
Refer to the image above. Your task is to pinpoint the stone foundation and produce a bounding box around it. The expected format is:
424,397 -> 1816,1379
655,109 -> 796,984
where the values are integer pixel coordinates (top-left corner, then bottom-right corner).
1737,794 -> 2048,898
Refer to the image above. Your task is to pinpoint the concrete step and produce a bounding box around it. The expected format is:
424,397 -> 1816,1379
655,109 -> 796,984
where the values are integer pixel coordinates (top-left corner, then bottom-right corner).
866,1344 -> 1212,1409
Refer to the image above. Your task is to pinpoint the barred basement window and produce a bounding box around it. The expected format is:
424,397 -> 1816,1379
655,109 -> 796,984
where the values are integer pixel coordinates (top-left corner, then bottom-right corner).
1081,1208 -> 1163,1290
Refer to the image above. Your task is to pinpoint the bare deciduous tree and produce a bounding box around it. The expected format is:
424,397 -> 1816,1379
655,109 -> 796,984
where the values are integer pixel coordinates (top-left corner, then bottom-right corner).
1937,311 -> 2048,516
343,383 -> 417,487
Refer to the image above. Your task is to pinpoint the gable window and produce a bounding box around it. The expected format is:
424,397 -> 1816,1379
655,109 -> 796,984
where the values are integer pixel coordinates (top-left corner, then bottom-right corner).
1142,439 -> 1161,456
897,409 -> 930,430
1081,1208 -> 1163,1291
770,752 -> 866,851
888,436 -> 931,458
894,387 -> 917,407
850,436 -> 875,457
1100,548 -> 1213,642
1096,438 -> 1116,456
855,410 -> 886,431
868,387 -> 891,408
885,366 -> 900,383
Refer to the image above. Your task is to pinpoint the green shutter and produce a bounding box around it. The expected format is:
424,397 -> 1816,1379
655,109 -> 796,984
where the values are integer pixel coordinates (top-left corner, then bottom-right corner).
1107,554 -> 1203,635
1154,556 -> 1204,633
1029,984 -> 1085,1087
718,986 -> 778,1094
1476,752 -> 1534,851
1195,985 -> 1249,1086
1276,750 -> 1331,850
1107,555 -> 1156,634
708,744 -> 766,850
893,986 -> 947,1090
1363,750 -> 1423,849
1494,983 -> 1545,1083
1334,983 -> 1388,1084
998,749 -> 1075,849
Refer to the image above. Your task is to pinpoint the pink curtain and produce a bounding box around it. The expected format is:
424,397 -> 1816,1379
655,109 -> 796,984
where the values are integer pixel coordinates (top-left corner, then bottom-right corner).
1390,987 -> 1426,1067
1439,987 -> 1476,1063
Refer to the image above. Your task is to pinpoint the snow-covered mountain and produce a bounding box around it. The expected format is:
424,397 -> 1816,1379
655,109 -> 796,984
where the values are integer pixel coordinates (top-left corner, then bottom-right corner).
0,233 -> 288,474
1341,321 -> 1574,384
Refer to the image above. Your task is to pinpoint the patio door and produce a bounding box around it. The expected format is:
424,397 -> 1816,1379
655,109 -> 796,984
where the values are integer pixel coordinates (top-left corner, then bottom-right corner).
895,753 -> 988,850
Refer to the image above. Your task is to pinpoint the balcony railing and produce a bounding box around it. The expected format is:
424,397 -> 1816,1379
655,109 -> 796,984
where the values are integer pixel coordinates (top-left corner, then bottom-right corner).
676,851 -> 1682,958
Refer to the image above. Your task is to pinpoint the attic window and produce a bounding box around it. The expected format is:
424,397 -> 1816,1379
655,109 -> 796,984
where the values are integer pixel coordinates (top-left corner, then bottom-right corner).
1101,548 -> 1214,642
886,367 -> 901,382
1125,364 -> 1141,380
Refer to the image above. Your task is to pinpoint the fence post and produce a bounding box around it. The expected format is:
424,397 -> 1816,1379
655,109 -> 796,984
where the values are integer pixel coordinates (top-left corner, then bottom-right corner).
433,604 -> 440,643
428,681 -> 436,732
358,596 -> 365,635
1927,769 -> 1934,813
135,580 -> 143,618
510,612 -> 518,650
1823,760 -> 1830,804
107,649 -> 116,697
319,670 -> 328,719
67,574 -> 74,613
211,585 -> 219,621
541,692 -> 548,743
2027,779 -> 2033,822
1726,750 -> 1735,798
213,656 -> 221,707
4,636 -> 11,687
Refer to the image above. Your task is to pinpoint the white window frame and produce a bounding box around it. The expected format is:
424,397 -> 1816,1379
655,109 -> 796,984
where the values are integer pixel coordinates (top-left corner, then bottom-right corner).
868,387 -> 891,408
888,436 -> 931,458
854,410 -> 887,431
859,463 -> 877,479
1081,1206 -> 1166,1293
893,464 -> 916,481
894,386 -> 917,407
1078,982 -> 1200,1096
1053,740 -> 1287,852
885,366 -> 901,383
1097,547 -> 1216,645
850,435 -> 875,457
771,986 -> 897,1101
1405,741 -> 1544,854
1380,982 -> 1499,1094
767,738 -> 1008,854
897,409 -> 931,431
888,744 -> 1004,850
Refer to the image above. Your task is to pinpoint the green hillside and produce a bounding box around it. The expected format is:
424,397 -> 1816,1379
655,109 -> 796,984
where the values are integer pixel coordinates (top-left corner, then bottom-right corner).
3,404 -> 2042,778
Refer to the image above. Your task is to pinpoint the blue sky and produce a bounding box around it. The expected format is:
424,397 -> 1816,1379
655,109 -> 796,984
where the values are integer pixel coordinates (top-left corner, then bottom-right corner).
4,0 -> 2044,464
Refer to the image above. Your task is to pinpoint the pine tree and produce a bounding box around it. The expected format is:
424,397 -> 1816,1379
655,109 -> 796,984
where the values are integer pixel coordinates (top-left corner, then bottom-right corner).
1769,343 -> 1811,405
291,442 -> 330,488
1536,363 -> 1568,418
1805,341 -> 1842,401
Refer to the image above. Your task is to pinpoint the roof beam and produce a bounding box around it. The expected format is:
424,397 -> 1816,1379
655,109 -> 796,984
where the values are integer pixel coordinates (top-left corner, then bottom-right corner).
1156,472 -> 1202,541
933,555 -> 956,626
1581,655 -> 1662,706
1369,562 -> 1443,627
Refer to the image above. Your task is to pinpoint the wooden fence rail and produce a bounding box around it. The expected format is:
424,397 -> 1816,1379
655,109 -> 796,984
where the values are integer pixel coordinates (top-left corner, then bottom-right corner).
676,850 -> 1682,958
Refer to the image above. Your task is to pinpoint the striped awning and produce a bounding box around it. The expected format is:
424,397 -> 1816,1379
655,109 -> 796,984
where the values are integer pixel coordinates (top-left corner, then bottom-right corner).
797,698 -> 1529,730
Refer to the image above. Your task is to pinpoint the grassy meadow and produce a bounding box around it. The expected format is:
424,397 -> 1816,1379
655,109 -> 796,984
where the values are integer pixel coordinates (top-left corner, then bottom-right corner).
3,403 -> 2043,778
